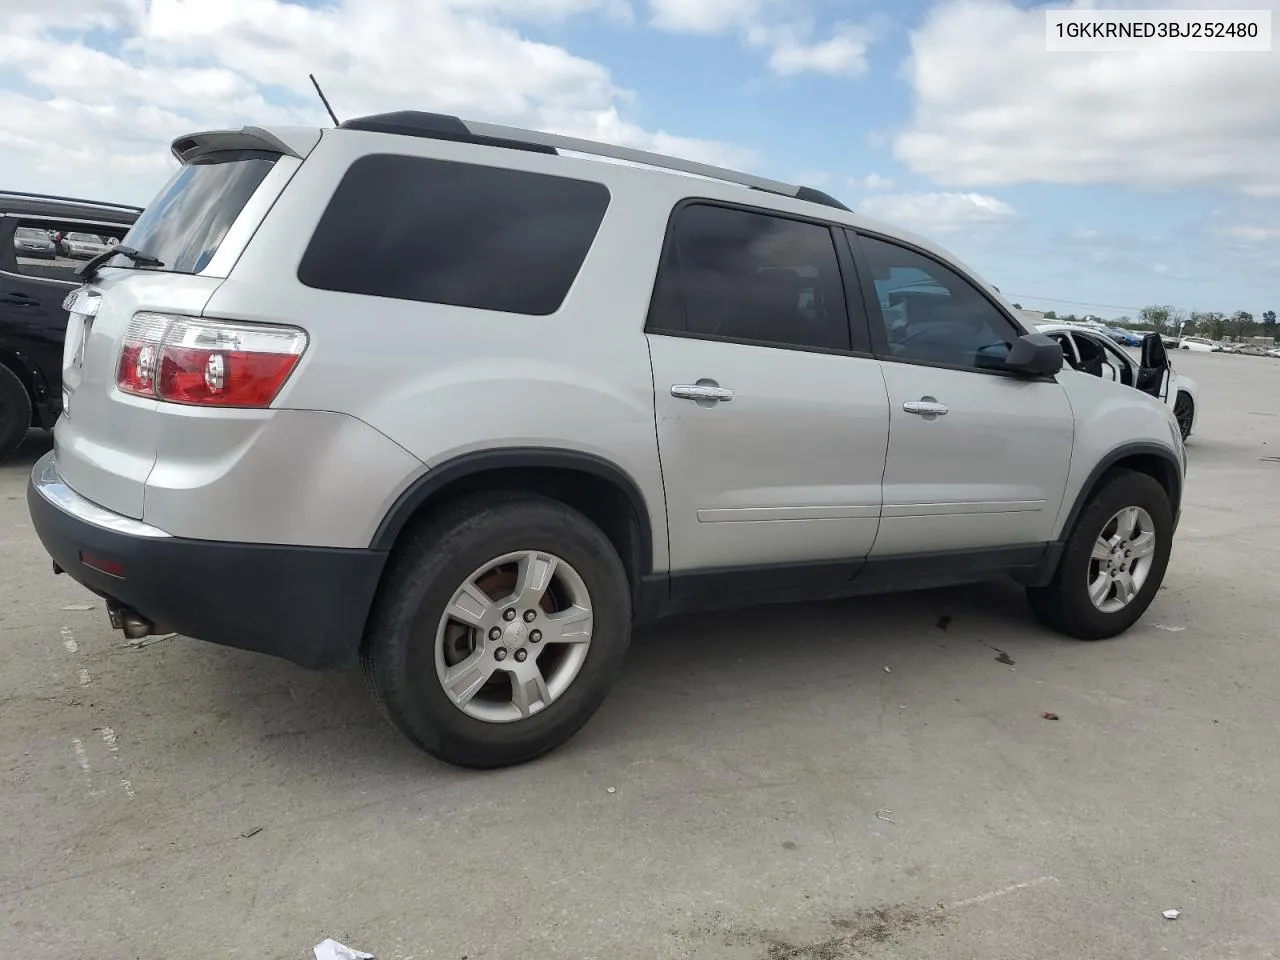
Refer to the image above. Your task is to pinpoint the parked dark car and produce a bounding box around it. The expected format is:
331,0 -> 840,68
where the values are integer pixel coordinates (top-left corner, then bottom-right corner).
0,191 -> 142,461
13,227 -> 58,260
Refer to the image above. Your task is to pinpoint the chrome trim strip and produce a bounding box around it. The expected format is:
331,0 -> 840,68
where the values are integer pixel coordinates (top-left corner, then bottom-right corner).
32,453 -> 172,539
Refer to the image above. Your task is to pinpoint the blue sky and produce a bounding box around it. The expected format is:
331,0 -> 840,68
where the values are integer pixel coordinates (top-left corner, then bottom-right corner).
2,0 -> 1278,320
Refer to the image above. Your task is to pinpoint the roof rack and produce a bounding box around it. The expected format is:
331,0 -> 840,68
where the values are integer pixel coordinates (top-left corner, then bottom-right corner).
0,190 -> 144,213
337,111 -> 851,213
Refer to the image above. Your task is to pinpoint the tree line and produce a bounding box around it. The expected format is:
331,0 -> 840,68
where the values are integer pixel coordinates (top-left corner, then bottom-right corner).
1015,305 -> 1278,342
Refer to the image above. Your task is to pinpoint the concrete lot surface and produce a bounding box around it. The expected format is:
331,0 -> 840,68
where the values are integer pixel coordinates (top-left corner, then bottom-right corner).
2,351 -> 1278,960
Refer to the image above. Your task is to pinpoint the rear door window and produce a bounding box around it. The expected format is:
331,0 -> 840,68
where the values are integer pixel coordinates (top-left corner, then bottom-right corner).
297,154 -> 611,316
121,150 -> 279,274
4,217 -> 131,285
645,202 -> 854,352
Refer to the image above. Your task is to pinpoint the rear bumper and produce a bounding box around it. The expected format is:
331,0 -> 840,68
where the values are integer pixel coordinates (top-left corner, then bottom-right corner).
27,451 -> 388,669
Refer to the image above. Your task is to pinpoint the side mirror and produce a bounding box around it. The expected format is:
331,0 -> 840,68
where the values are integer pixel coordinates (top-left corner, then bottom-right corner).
1003,332 -> 1064,377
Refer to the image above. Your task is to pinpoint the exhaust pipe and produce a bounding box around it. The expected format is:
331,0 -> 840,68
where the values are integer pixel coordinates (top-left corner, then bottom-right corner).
106,601 -> 161,640
120,611 -> 155,640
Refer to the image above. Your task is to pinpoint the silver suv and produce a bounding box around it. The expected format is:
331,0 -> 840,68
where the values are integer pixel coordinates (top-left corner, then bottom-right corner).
27,111 -> 1186,768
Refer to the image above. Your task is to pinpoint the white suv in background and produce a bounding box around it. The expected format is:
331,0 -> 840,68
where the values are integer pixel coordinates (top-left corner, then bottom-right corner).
28,111 -> 1187,768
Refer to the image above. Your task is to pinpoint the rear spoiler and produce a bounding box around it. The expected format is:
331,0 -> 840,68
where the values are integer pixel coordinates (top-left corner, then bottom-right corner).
170,126 -> 322,164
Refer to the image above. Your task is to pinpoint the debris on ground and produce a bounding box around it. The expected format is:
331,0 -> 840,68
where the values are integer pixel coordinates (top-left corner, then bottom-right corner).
1041,711 -> 1060,721
240,827 -> 263,839
60,603 -> 95,611
128,632 -> 178,649
606,786 -> 616,794
314,939 -> 374,960
875,809 -> 899,824
936,615 -> 952,631
883,666 -> 892,673
995,651 -> 1015,665
1162,909 -> 1181,920
1152,624 -> 1186,632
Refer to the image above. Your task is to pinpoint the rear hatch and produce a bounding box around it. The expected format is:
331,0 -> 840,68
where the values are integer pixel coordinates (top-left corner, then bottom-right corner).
57,134 -> 307,518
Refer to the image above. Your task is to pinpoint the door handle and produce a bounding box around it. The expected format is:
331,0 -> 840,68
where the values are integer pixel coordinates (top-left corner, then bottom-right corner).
903,397 -> 949,418
671,382 -> 734,403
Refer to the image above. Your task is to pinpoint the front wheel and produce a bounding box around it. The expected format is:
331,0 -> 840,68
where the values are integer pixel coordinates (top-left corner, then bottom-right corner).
361,493 -> 631,768
1027,470 -> 1173,640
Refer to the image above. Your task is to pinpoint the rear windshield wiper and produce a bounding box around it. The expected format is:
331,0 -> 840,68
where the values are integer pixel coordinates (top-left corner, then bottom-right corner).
76,245 -> 165,281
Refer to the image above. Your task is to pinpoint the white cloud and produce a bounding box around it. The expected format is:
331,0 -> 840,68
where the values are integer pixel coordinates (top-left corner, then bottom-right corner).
893,0 -> 1280,195
849,172 -> 894,191
0,0 -> 753,203
1213,225 -> 1280,244
648,0 -> 763,32
649,0 -> 880,76
748,20 -> 876,77
856,191 -> 1017,232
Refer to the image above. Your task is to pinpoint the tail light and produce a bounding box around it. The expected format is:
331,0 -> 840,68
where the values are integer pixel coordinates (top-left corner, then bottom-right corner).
116,313 -> 307,407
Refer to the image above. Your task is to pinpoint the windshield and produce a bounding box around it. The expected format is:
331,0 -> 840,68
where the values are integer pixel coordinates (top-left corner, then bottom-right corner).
16,227 -> 47,240
120,149 -> 278,274
67,233 -> 101,242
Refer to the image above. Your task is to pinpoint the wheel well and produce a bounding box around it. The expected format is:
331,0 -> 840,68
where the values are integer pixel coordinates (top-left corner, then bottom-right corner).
1098,454 -> 1179,510
1058,449 -> 1181,543
381,465 -> 650,589
0,352 -> 45,426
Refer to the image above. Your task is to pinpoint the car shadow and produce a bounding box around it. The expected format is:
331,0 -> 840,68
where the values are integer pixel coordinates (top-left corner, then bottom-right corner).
184,577 -> 1063,784
6,429 -> 53,468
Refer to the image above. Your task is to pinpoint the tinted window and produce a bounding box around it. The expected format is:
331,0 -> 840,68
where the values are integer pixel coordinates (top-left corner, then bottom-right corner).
5,217 -> 131,284
123,150 -> 278,274
647,204 -> 851,351
297,154 -> 611,316
856,233 -> 1021,371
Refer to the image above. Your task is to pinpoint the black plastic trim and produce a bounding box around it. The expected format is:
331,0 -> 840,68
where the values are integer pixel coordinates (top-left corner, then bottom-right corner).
28,476 -> 388,669
794,185 -> 852,211
338,111 -> 558,155
1055,441 -> 1183,542
831,220 -> 874,354
370,448 -> 655,574
636,544 -> 1053,622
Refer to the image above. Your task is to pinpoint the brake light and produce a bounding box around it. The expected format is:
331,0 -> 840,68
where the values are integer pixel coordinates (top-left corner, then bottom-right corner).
116,313 -> 307,407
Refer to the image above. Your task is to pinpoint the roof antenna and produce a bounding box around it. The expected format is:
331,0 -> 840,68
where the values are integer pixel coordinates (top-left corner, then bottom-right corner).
309,73 -> 341,127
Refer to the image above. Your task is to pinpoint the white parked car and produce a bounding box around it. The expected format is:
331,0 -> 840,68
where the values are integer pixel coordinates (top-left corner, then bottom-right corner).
1178,336 -> 1221,353
62,232 -> 110,260
1038,322 -> 1199,440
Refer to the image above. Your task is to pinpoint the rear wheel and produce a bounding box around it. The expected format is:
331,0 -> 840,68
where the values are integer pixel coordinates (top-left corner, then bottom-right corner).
1027,469 -> 1173,640
1173,392 -> 1194,440
361,493 -> 631,768
0,365 -> 33,464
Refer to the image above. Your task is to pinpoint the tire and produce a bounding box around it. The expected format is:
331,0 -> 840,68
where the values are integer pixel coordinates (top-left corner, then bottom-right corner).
1027,469 -> 1173,640
0,364 -> 33,464
361,492 -> 631,769
1173,392 -> 1194,441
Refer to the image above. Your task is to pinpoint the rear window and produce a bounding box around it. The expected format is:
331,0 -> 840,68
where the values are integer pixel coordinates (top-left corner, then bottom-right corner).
121,150 -> 278,274
297,154 -> 611,316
